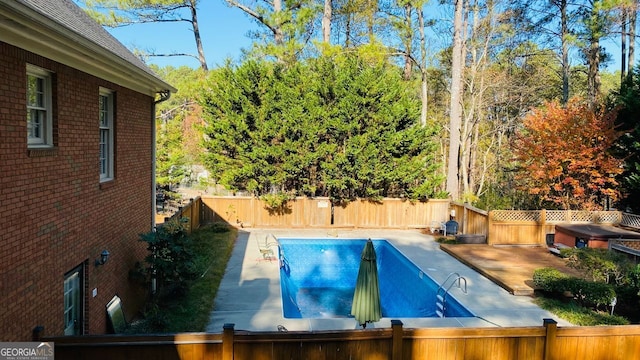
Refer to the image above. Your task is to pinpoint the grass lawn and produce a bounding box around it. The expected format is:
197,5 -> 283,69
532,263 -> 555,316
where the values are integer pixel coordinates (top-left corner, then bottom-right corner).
127,222 -> 237,333
533,296 -> 629,326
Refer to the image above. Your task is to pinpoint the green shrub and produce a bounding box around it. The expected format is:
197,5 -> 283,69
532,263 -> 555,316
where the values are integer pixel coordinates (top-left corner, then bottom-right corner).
628,264 -> 640,294
534,297 -> 629,326
533,267 -> 571,292
139,218 -> 196,296
435,236 -> 457,244
564,277 -> 616,310
534,267 -> 616,310
563,247 -> 632,285
127,225 -> 238,333
261,192 -> 293,214
207,221 -> 232,233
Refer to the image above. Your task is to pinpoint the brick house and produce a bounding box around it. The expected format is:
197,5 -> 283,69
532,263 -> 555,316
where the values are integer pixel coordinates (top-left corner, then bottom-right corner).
0,0 -> 175,340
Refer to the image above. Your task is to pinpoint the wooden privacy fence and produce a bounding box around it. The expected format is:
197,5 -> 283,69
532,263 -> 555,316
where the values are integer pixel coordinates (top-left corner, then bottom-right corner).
449,202 -> 488,236
199,197 -> 453,229
487,209 -> 624,246
47,320 -> 640,360
157,196 -> 639,246
157,196 -> 202,233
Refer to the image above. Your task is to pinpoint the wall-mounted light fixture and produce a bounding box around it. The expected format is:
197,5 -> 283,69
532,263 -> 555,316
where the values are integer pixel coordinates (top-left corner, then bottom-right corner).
95,250 -> 110,266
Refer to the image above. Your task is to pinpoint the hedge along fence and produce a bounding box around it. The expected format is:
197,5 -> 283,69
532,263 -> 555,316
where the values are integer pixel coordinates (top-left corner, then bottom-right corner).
45,320 -> 640,360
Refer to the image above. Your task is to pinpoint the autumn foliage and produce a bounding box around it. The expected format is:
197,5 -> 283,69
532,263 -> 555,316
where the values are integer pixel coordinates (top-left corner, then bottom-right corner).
513,99 -> 623,210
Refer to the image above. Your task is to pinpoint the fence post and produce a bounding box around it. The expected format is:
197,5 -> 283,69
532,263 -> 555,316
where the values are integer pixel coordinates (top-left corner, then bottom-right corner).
391,320 -> 403,360
462,203 -> 467,234
189,199 -> 194,233
540,209 -> 547,245
223,323 -> 235,360
543,318 -> 557,360
487,210 -> 493,245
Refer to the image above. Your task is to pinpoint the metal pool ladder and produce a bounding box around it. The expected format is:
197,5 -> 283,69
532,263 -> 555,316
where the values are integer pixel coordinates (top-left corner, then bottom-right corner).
436,272 -> 467,318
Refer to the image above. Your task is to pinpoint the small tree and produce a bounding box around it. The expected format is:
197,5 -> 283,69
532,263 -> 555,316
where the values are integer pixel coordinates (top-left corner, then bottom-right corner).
513,98 -> 623,209
139,218 -> 196,296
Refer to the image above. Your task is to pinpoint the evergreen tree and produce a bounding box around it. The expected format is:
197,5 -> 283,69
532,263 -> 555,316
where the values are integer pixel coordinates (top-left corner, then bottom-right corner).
612,66 -> 640,212
199,54 -> 444,201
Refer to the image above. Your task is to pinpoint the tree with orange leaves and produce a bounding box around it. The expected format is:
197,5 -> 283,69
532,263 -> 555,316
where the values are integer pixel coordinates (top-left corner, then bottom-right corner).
513,99 -> 623,210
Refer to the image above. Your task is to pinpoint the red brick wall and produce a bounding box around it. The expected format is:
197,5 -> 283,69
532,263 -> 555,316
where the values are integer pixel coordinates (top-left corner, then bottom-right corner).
0,41 -> 154,340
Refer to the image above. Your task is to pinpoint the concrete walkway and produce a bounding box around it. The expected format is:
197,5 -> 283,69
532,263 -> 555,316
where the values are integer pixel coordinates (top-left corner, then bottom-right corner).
206,229 -> 572,333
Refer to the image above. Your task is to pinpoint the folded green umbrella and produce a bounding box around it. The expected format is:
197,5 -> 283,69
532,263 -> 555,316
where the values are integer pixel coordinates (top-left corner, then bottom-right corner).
351,239 -> 381,328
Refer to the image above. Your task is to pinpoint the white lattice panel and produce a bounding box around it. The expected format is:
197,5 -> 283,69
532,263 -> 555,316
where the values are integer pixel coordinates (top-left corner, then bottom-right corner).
492,210 -> 622,224
569,211 -> 594,222
546,211 -> 567,223
596,212 -> 622,224
621,213 -> 640,230
492,211 -> 541,222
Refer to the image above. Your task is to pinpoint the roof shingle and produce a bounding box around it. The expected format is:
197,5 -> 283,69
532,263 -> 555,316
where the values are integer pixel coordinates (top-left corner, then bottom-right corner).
16,0 -> 166,84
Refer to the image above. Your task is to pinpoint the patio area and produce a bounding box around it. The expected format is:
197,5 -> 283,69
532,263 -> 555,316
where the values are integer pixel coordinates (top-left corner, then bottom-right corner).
206,229 -> 573,333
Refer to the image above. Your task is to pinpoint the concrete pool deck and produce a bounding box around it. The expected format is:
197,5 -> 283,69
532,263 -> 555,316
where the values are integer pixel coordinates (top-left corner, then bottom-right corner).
206,229 -> 573,333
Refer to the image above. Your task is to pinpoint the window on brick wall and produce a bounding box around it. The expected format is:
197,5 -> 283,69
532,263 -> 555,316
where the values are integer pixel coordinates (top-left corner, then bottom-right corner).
26,64 -> 53,147
64,265 -> 84,336
99,88 -> 114,182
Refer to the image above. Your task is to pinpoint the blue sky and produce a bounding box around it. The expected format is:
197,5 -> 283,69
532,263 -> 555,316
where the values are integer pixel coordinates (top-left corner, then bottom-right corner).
103,1 -> 624,72
106,1 -> 257,68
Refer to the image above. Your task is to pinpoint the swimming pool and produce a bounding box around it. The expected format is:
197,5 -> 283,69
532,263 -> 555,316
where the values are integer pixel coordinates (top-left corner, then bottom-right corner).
278,238 -> 474,319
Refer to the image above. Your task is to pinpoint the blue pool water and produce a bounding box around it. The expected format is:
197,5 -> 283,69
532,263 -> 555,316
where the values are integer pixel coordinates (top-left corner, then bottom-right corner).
278,238 -> 474,319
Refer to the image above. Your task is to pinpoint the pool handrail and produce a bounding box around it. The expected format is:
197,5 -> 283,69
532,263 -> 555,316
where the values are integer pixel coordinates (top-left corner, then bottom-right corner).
436,272 -> 468,317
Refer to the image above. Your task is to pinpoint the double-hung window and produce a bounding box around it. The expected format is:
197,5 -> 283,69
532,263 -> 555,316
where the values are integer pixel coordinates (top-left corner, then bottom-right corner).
26,65 -> 53,147
99,88 -> 114,182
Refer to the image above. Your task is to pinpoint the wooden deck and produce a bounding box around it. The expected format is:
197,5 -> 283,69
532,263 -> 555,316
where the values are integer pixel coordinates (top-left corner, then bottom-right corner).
440,244 -> 582,296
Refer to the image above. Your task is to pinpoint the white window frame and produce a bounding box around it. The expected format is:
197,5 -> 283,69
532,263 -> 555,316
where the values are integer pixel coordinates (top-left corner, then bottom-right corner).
99,88 -> 114,182
26,64 -> 53,147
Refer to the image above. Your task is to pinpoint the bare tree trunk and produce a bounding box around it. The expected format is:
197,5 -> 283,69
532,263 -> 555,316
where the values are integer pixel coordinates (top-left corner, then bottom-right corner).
189,0 -> 208,71
586,2 -> 602,106
588,37 -> 601,105
447,0 -> 465,200
322,0 -> 332,43
460,0 -> 477,200
403,4 -> 413,80
274,0 -> 284,45
629,4 -> 636,78
469,118 -> 480,194
345,12 -> 352,47
622,7 -> 627,80
561,0 -> 569,104
418,7 -> 428,126
367,0 -> 377,42
225,0 -> 284,45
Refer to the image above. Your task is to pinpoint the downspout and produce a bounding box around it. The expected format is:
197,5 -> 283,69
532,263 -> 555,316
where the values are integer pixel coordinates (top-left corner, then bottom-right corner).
152,90 -> 171,229
151,90 -> 171,297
